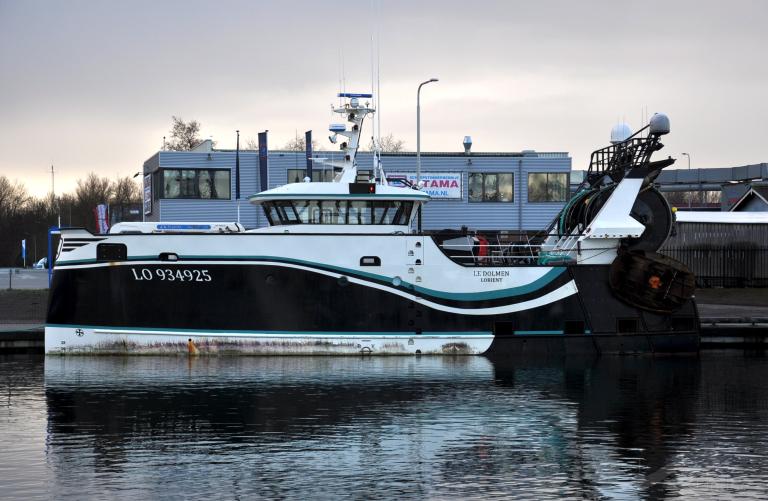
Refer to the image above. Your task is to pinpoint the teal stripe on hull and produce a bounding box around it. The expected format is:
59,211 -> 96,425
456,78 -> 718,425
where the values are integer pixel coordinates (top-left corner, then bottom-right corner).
513,330 -> 565,335
54,255 -> 567,302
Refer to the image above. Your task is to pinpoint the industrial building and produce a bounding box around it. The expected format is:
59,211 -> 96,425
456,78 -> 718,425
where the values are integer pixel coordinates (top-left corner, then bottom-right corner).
570,162 -> 768,212
141,135 -> 768,232
141,141 -> 571,231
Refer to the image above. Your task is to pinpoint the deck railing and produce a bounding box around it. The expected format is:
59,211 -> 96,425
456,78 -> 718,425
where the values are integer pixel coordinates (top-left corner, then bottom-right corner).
432,232 -> 558,266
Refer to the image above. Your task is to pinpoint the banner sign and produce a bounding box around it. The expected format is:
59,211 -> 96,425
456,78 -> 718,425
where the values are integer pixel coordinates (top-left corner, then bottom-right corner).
94,204 -> 109,234
21,239 -> 26,265
235,130 -> 241,200
388,172 -> 462,199
258,131 -> 269,191
305,130 -> 313,179
143,174 -> 152,216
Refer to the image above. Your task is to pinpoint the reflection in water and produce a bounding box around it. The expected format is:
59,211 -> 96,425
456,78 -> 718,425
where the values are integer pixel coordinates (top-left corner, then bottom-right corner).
1,354 -> 768,499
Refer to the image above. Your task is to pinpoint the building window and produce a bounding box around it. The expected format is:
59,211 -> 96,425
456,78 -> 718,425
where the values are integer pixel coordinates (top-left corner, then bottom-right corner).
287,169 -> 373,183
160,169 -> 231,199
287,169 -> 336,183
528,172 -> 568,202
468,173 -> 514,202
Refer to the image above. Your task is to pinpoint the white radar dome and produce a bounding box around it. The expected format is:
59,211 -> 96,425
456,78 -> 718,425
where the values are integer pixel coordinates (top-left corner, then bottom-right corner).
610,123 -> 633,144
649,113 -> 670,135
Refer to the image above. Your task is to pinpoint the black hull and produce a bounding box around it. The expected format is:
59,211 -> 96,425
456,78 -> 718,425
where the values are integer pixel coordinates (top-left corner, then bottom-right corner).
485,265 -> 700,357
46,261 -> 700,355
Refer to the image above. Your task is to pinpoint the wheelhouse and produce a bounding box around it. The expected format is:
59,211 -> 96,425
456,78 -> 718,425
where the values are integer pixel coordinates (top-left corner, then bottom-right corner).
249,180 -> 430,231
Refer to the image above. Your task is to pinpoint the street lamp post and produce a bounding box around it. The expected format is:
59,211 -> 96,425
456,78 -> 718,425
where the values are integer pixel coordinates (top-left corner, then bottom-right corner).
416,78 -> 439,186
682,152 -> 691,209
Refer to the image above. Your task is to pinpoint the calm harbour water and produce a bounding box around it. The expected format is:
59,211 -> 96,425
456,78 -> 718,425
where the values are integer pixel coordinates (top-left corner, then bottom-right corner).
1,353 -> 768,500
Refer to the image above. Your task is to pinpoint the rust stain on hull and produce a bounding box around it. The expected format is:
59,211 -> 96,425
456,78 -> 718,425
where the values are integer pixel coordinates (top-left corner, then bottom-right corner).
440,342 -> 472,355
52,338 -> 444,356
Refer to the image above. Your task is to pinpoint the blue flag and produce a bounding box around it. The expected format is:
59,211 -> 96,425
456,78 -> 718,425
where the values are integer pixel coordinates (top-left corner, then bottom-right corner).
235,130 -> 240,200
258,131 -> 268,191
305,130 -> 313,180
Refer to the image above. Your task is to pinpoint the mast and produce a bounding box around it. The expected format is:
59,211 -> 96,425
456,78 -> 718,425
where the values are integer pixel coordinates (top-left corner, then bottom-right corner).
324,93 -> 374,183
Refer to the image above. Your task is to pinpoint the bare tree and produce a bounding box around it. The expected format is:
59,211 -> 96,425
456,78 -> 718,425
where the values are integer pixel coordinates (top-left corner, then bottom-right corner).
58,193 -> 79,228
663,190 -> 721,208
282,134 -> 319,152
0,176 -> 30,219
244,137 -> 259,150
367,133 -> 405,153
166,116 -> 204,151
74,173 -> 112,232
111,176 -> 142,205
76,173 -> 112,206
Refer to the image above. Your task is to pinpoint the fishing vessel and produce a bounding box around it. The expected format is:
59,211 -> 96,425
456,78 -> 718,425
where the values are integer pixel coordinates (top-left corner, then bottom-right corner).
45,93 -> 699,356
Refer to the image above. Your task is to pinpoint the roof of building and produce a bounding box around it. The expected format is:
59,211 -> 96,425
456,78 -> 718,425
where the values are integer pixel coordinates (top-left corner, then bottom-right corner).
729,186 -> 768,212
676,211 -> 768,223
571,163 -> 768,187
192,148 -> 569,158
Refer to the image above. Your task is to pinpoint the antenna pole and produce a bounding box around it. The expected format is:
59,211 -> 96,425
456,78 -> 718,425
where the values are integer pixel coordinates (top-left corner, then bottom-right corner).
377,21 -> 381,147
51,164 -> 61,227
341,47 -> 346,95
375,5 -> 382,181
370,31 -> 377,174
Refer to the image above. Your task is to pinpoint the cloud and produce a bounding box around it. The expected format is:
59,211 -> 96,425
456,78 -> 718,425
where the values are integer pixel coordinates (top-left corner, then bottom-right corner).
1,0 -> 766,196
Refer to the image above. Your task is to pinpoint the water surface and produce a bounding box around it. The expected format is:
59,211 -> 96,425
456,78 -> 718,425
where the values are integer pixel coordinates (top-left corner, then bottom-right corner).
2,353 -> 768,499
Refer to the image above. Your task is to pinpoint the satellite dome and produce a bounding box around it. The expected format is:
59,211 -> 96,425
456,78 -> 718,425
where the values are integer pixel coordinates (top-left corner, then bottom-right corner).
610,123 -> 633,144
649,113 -> 670,135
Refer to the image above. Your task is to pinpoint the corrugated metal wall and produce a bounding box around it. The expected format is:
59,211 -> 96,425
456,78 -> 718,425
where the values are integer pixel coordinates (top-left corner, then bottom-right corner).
663,222 -> 768,248
144,149 -> 571,231
661,222 -> 768,286
145,151 -> 262,227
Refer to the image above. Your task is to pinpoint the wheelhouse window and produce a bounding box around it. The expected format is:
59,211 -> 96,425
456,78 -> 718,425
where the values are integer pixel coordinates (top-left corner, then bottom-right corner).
528,172 -> 568,202
320,200 -> 345,224
160,169 -> 231,199
348,200 -> 372,224
272,200 -> 301,224
295,200 -> 321,223
263,200 -> 413,225
373,201 -> 412,224
468,173 -> 514,202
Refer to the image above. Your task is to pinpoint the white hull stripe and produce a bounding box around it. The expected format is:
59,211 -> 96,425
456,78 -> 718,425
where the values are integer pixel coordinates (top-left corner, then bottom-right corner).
52,260 -> 578,314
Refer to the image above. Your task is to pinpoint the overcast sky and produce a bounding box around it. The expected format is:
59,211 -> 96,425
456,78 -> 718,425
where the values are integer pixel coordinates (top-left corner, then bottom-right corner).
1,0 -> 766,197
